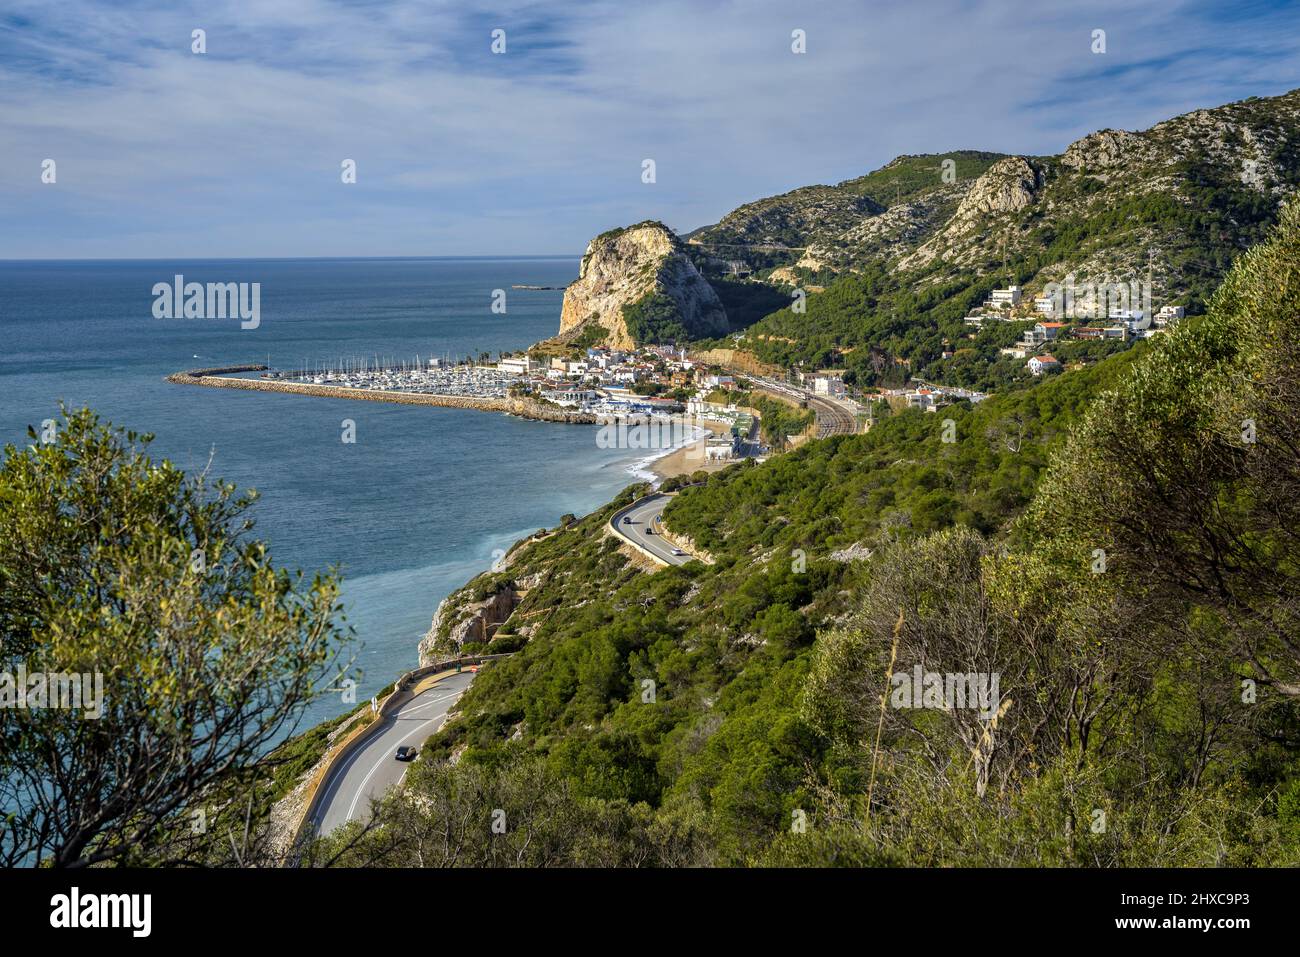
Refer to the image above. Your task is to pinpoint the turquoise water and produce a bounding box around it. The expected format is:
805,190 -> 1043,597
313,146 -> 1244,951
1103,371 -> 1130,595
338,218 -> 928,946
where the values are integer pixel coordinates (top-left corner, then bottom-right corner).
0,258 -> 647,729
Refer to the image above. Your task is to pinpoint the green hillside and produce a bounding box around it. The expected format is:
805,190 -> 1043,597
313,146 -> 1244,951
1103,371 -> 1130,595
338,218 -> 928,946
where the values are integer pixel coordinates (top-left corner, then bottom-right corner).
314,197 -> 1300,867
685,90 -> 1300,387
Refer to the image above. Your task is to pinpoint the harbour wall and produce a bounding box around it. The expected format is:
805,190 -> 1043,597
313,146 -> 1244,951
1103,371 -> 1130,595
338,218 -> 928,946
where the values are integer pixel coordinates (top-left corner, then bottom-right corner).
166,366 -> 598,424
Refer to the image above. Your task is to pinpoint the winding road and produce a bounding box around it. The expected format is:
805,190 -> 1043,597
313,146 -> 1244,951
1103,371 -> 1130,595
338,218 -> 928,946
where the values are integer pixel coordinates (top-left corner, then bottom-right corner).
310,671 -> 475,835
610,493 -> 692,566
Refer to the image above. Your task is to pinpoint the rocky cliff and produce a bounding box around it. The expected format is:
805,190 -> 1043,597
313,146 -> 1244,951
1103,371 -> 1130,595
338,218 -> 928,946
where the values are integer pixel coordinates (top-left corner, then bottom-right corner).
687,90 -> 1300,287
418,585 -> 520,665
686,150 -> 1007,276
557,221 -> 729,348
898,156 -> 1045,270
669,88 -> 1300,391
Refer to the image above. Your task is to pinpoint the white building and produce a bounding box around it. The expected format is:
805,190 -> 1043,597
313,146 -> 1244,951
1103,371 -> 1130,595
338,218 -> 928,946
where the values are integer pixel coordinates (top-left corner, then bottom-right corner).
497,356 -> 534,376
1033,295 -> 1057,317
812,375 -> 846,398
1155,305 -> 1185,327
906,389 -> 941,412
541,387 -> 598,406
988,286 -> 1022,309
1028,354 -> 1062,376
705,437 -> 736,461
1022,322 -> 1066,346
688,396 -> 739,417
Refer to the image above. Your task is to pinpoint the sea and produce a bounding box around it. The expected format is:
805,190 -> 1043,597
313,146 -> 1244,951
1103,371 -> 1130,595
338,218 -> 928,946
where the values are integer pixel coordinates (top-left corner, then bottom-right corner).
0,257 -> 667,730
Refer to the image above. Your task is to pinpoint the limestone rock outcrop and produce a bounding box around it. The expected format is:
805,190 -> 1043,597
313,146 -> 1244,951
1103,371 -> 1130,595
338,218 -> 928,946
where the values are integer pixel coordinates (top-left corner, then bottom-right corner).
558,221 -> 728,348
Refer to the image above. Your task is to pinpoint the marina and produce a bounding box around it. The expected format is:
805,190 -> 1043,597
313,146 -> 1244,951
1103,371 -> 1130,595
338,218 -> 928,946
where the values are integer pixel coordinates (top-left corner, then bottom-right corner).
269,356 -> 517,400
165,361 -> 597,424
166,343 -> 772,468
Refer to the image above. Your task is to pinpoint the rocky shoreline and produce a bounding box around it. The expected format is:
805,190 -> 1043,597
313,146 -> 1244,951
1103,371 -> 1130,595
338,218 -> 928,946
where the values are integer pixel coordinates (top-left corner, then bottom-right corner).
418,570 -> 547,665
165,366 -> 598,424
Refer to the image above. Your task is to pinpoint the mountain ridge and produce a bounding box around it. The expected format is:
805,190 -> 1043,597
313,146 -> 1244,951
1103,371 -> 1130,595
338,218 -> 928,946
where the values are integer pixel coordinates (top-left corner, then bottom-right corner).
687,89 -> 1300,286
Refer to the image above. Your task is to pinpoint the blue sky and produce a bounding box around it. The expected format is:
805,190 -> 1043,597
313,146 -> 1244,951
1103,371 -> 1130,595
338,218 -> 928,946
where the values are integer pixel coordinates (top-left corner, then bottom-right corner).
2,0 -> 1299,258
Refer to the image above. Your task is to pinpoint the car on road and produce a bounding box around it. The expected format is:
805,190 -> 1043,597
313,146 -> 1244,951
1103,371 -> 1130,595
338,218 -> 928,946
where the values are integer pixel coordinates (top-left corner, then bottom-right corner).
645,528 -> 654,535
671,548 -> 686,556
395,746 -> 417,762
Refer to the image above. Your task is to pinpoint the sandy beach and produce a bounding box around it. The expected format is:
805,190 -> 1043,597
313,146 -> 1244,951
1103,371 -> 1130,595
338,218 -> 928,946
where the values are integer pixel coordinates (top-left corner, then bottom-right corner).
646,420 -> 735,481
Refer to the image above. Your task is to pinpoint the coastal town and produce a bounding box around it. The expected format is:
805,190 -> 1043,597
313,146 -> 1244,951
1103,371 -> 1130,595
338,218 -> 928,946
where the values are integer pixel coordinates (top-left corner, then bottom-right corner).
166,271 -> 1194,454
964,283 -> 1186,374
193,276 -> 1190,443
260,345 -> 770,464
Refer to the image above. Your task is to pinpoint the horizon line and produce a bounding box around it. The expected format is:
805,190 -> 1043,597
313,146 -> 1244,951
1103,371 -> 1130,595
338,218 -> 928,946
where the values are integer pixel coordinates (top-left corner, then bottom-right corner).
0,254 -> 584,264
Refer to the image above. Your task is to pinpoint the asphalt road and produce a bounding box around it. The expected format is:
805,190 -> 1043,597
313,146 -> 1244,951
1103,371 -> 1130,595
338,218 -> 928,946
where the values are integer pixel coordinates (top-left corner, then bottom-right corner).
311,670 -> 475,835
610,493 -> 691,566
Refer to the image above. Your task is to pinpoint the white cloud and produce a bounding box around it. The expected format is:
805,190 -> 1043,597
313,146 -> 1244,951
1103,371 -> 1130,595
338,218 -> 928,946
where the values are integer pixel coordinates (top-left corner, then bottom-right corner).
1,0 -> 1298,256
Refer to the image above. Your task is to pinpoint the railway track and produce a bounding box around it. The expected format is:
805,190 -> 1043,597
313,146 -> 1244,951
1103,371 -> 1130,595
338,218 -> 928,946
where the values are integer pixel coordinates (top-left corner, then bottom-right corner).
807,395 -> 857,436
745,376 -> 858,438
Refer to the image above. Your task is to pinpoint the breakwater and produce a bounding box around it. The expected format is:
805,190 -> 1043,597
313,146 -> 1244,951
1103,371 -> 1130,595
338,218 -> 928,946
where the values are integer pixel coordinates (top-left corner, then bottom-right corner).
166,366 -> 598,424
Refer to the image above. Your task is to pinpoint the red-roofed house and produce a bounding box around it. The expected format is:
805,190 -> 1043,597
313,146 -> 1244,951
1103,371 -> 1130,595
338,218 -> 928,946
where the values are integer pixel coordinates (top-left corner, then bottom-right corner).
1028,354 -> 1062,376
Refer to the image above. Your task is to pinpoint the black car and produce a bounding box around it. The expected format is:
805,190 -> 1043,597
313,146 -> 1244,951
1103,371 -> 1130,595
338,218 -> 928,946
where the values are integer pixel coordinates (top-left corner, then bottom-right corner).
395,746 -> 417,761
